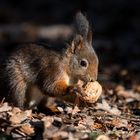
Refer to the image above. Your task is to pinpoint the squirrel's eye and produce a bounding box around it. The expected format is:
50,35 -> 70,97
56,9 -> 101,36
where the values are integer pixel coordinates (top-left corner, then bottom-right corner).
80,59 -> 88,68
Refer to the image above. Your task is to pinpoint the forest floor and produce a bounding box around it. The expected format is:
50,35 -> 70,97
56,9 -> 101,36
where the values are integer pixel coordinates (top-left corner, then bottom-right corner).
0,24 -> 140,140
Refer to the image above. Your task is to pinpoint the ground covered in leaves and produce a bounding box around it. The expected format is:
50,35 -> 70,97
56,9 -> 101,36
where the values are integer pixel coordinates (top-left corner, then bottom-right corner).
0,65 -> 140,140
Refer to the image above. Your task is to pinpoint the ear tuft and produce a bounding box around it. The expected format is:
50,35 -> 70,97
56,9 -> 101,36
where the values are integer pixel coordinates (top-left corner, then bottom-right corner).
75,12 -> 89,39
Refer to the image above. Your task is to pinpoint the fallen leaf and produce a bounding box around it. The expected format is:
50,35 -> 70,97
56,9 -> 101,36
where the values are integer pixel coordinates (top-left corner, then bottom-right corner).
42,116 -> 54,128
52,131 -> 68,139
57,106 -> 64,112
116,86 -> 140,101
71,105 -> 81,115
9,108 -> 32,124
129,135 -> 138,140
91,122 -> 103,129
111,118 -> 128,128
20,123 -> 34,136
95,99 -> 121,115
0,102 -> 12,112
65,106 -> 73,114
47,104 -> 60,113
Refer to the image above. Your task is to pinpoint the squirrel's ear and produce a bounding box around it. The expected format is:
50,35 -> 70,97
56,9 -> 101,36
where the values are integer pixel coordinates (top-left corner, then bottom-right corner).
75,12 -> 92,44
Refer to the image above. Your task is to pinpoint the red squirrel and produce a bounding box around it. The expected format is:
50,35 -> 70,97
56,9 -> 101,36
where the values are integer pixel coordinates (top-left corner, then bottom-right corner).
0,12 -> 98,109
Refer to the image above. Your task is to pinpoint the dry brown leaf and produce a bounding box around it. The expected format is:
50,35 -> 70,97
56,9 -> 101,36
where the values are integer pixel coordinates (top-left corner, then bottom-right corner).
65,106 -> 73,114
71,105 -> 81,115
43,116 -> 60,139
20,123 -> 34,135
42,116 -> 54,128
95,99 -> 121,115
78,117 -> 87,126
111,119 -> 120,126
57,106 -> 64,112
9,108 -> 32,124
116,85 -> 140,101
75,123 -> 87,130
52,131 -> 68,140
85,116 -> 94,127
117,90 -> 140,101
111,118 -> 128,128
129,135 -> 138,140
8,107 -> 21,116
0,102 -> 12,112
91,122 -> 103,129
47,104 -> 60,113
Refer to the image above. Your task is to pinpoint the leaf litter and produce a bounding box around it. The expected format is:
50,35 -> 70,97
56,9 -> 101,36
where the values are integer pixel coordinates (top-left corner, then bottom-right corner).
0,80 -> 140,140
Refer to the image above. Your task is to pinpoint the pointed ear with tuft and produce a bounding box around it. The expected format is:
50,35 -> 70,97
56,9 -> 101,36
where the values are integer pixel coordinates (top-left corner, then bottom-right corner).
75,12 -> 92,45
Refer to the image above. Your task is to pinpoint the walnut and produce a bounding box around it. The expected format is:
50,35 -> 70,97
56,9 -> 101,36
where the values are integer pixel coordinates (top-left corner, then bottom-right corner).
78,81 -> 102,103
61,81 -> 102,105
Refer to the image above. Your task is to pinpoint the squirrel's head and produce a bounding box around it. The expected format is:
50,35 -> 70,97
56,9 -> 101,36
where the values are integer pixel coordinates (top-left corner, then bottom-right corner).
65,12 -> 98,83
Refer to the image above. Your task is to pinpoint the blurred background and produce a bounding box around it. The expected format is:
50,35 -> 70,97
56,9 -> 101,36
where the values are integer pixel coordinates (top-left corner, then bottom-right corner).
0,0 -> 140,87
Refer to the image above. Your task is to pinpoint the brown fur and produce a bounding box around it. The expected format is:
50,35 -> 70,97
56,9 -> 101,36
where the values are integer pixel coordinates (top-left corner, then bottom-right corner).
0,12 -> 98,109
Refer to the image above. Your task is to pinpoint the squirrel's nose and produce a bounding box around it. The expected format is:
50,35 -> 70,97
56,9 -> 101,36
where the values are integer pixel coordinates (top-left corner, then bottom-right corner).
84,74 -> 97,82
90,78 -> 96,82
90,75 -> 97,82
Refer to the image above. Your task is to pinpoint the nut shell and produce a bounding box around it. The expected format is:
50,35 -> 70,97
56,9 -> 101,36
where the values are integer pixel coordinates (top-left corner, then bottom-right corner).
78,81 -> 102,103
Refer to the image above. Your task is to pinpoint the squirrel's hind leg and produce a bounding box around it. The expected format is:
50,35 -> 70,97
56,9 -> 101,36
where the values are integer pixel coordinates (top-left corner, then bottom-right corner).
25,84 -> 44,109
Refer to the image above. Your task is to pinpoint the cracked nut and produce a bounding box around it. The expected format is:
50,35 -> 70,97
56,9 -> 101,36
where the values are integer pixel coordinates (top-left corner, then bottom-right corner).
78,81 -> 102,103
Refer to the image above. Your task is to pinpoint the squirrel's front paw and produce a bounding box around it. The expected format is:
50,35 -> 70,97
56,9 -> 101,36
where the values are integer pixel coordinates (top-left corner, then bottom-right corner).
67,81 -> 102,104
67,85 -> 86,97
67,85 -> 83,94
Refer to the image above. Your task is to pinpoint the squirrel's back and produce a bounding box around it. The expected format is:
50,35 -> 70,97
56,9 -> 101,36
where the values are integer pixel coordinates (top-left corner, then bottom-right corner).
6,43 -> 64,81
